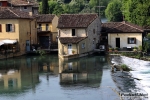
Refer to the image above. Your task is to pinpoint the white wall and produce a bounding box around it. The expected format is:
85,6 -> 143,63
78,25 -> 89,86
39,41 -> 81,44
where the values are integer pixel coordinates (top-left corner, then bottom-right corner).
108,33 -> 142,48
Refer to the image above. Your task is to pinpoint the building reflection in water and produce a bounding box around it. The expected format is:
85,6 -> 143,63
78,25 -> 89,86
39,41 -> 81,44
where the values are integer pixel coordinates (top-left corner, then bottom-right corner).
37,56 -> 59,81
0,57 -> 39,93
59,56 -> 107,88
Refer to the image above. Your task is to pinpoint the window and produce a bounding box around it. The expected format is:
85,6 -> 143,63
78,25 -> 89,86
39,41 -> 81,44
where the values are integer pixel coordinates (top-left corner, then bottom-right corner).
0,2 -> 2,6
38,24 -> 41,31
93,29 -> 95,34
128,38 -> 136,44
82,43 -> 85,48
72,29 -> 75,36
24,6 -> 27,9
46,24 -> 49,31
0,24 -> 1,32
6,24 -> 15,32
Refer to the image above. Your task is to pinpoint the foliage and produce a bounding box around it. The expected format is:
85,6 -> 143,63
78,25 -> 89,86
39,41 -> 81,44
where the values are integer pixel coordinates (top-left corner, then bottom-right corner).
109,47 -> 113,50
121,64 -> 131,71
121,0 -> 150,26
41,0 -> 49,14
138,45 -> 142,51
39,0 -> 110,16
143,41 -> 150,52
105,0 -> 123,22
146,33 -> 150,39
48,0 -> 58,14
36,50 -> 46,56
114,47 -> 118,50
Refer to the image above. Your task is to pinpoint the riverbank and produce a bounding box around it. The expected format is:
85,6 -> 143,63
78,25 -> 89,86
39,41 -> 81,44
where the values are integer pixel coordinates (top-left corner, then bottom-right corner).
110,55 -> 149,100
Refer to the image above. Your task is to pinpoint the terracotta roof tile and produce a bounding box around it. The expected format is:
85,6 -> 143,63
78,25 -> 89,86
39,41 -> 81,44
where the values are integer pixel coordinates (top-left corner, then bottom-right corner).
57,14 -> 98,28
143,25 -> 150,30
36,14 -> 55,23
0,8 -> 33,19
59,37 -> 87,44
8,0 -> 39,6
102,21 -> 143,33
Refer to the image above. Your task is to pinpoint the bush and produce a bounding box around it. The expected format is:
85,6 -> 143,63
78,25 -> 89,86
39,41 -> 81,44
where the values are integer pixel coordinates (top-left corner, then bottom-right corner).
114,47 -> 118,50
138,45 -> 142,51
36,50 -> 46,56
121,64 -> 131,71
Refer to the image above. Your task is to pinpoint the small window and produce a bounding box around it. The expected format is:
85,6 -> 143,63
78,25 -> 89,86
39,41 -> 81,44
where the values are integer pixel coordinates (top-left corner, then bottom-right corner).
6,24 -> 15,32
46,24 -> 49,31
128,38 -> 136,44
0,24 -> 2,32
82,43 -> 85,48
93,29 -> 95,34
72,29 -> 75,36
24,6 -> 27,9
38,24 -> 41,30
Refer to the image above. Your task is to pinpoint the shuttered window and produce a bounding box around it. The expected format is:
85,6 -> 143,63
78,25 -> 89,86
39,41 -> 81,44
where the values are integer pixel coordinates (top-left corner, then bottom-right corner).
127,38 -> 136,44
0,24 -> 2,32
6,24 -> 15,32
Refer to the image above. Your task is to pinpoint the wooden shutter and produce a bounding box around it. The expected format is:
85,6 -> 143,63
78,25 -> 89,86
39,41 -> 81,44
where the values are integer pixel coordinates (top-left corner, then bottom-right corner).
127,38 -> 129,44
12,24 -> 15,32
134,38 -> 136,44
6,24 -> 9,32
0,24 -> 1,32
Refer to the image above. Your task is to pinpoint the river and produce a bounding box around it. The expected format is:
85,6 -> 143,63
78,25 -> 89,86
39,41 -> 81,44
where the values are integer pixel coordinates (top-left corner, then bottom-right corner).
111,55 -> 149,100
0,55 -> 120,100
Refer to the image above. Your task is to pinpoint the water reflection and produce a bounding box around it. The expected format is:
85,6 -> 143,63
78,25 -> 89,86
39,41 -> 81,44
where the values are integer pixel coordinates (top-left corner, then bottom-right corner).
0,57 -> 39,93
0,55 -> 110,100
59,56 -> 107,88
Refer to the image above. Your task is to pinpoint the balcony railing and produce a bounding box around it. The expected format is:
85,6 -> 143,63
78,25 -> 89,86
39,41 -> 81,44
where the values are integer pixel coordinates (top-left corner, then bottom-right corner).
37,27 -> 51,33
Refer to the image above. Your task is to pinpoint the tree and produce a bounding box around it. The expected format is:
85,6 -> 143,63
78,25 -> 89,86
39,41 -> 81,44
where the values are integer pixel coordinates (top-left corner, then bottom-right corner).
122,0 -> 150,26
48,0 -> 58,14
42,0 -> 49,14
52,4 -> 64,16
105,0 -> 123,22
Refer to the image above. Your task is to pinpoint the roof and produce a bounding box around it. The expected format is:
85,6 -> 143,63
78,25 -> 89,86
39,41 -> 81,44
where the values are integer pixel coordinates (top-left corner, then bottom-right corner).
143,25 -> 150,30
101,21 -> 143,33
57,14 -> 98,28
59,37 -> 87,44
0,8 -> 33,19
36,14 -> 55,23
8,0 -> 39,7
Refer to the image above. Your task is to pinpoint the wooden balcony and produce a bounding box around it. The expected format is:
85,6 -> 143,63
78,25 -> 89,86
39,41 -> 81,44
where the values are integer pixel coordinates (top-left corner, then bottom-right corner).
37,28 -> 51,33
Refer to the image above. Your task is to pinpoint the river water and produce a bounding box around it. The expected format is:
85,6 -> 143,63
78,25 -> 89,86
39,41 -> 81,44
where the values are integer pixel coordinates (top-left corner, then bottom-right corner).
0,55 -> 120,100
111,55 -> 150,99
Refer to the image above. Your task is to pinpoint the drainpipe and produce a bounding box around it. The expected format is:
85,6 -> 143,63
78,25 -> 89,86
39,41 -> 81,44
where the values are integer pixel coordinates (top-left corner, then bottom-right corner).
29,20 -> 32,51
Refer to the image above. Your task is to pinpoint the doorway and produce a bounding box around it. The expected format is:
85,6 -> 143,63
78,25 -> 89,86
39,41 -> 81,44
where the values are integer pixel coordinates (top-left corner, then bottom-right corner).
26,40 -> 30,51
68,44 -> 72,55
116,38 -> 120,48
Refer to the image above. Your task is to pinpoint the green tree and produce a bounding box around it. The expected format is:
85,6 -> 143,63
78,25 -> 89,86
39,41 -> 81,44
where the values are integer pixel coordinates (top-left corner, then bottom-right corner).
105,0 -> 123,22
122,0 -> 150,26
48,0 -> 58,14
52,4 -> 64,16
42,0 -> 49,14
